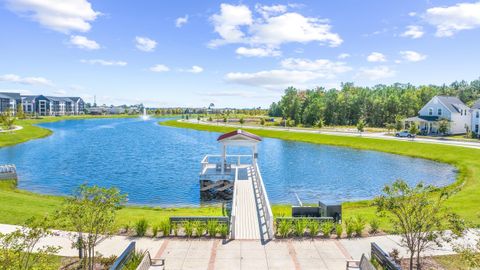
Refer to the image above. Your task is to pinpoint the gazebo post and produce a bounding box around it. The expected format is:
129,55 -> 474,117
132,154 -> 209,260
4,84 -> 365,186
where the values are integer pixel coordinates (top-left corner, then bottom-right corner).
221,143 -> 226,174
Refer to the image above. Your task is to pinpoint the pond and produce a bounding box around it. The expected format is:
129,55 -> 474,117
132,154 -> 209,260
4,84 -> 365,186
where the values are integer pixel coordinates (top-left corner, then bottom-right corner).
0,118 -> 456,206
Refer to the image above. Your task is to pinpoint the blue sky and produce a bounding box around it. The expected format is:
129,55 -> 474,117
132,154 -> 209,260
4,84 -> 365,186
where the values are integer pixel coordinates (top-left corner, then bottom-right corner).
1,0 -> 480,108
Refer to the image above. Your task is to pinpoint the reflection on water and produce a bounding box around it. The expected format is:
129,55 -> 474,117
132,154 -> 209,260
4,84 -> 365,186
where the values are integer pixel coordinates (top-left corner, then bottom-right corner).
0,118 -> 457,206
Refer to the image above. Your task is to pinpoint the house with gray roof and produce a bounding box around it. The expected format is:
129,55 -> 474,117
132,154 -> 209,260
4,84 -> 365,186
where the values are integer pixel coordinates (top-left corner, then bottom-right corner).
20,94 -> 85,116
0,92 -> 21,115
404,96 -> 471,135
471,99 -> 480,136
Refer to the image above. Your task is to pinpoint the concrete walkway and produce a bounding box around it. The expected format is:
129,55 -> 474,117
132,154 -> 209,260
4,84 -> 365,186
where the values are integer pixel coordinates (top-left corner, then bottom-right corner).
186,120 -> 480,150
2,224 -> 477,270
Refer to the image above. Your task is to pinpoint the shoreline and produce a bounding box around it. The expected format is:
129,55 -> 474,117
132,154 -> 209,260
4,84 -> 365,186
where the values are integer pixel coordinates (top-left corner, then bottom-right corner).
1,116 -> 479,230
160,119 -> 480,227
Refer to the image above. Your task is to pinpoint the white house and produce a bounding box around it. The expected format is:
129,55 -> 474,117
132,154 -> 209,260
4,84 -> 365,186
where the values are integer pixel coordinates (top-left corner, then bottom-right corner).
405,96 -> 471,135
472,99 -> 480,136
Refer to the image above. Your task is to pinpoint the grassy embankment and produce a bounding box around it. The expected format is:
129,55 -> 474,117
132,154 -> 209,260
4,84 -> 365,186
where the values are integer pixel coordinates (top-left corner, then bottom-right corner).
160,120 -> 480,229
0,116 -> 221,228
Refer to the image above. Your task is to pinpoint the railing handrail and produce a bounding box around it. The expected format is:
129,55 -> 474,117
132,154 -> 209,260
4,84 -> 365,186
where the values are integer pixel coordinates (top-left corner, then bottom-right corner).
110,241 -> 136,270
253,161 -> 275,239
229,167 -> 239,239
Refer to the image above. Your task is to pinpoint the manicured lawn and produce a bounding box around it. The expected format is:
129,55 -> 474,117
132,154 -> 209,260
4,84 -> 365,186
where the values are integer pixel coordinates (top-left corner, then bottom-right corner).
161,120 -> 480,229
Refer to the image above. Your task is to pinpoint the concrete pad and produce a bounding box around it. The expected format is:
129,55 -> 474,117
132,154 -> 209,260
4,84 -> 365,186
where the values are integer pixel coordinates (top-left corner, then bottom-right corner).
265,257 -> 295,270
294,248 -> 321,259
215,259 -> 241,270
241,248 -> 267,259
181,259 -> 209,270
241,258 -> 269,270
215,248 -> 241,259
241,240 -> 266,250
186,248 -> 211,259
163,249 -> 189,259
297,258 -> 328,270
264,248 -> 291,258
163,258 -> 184,270
323,258 -> 348,270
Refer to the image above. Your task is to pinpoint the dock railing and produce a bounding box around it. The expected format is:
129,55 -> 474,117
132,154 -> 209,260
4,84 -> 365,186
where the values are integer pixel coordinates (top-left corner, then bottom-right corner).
253,161 -> 275,240
229,166 -> 239,239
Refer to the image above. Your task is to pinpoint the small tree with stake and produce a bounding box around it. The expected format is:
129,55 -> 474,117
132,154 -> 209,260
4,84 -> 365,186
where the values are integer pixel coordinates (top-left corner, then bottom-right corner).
59,185 -> 126,270
375,180 -> 451,270
356,119 -> 365,135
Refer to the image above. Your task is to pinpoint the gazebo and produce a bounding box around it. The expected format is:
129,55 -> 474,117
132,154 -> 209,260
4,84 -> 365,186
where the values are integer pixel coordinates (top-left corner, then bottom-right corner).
217,129 -> 262,174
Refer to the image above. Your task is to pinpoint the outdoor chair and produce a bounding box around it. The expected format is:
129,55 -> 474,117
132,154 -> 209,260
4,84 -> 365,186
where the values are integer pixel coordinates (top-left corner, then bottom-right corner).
346,254 -> 376,270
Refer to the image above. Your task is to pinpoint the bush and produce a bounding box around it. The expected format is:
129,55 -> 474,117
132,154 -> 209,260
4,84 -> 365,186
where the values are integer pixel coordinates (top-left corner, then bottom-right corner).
335,224 -> 343,238
123,223 -> 131,234
293,219 -> 307,237
193,221 -> 206,237
161,220 -> 171,237
354,216 -> 366,237
207,220 -> 218,237
135,219 -> 148,237
307,221 -> 320,237
172,223 -> 179,236
152,225 -> 159,238
184,221 -> 194,238
217,223 -> 229,238
345,218 -> 354,238
369,218 -> 380,234
321,221 -> 335,238
277,219 -> 291,238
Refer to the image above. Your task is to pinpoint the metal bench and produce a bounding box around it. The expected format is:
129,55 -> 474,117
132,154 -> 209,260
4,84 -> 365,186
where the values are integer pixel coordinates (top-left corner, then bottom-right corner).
346,254 -> 376,270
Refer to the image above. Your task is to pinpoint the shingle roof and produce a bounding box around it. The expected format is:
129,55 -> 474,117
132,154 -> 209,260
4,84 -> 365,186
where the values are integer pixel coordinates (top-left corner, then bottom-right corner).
472,99 -> 480,110
46,96 -> 73,102
436,96 -> 469,113
217,129 -> 262,142
0,92 -> 21,100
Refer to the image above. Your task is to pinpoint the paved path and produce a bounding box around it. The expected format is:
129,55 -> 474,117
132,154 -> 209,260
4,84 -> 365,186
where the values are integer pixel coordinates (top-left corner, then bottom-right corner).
186,120 -> 480,150
2,224 -> 477,270
232,177 -> 261,240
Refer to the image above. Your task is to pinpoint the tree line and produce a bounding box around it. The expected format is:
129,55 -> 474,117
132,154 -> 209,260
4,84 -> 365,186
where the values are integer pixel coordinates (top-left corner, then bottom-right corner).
268,79 -> 480,127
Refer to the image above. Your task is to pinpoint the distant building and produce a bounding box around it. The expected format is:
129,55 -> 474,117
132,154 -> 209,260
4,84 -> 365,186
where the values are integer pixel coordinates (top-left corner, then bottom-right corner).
404,96 -> 471,135
0,92 -> 21,114
471,99 -> 480,136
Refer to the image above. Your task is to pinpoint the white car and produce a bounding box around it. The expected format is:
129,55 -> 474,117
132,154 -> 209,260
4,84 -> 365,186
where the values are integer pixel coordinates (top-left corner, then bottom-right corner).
395,130 -> 415,138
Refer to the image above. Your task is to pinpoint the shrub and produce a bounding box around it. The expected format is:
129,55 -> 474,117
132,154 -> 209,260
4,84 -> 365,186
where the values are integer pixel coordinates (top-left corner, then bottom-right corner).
152,225 -> 159,238
354,216 -> 366,237
193,221 -> 206,237
335,224 -> 343,238
369,218 -> 380,234
135,219 -> 148,237
320,221 -> 335,238
293,219 -> 307,237
277,219 -> 291,238
345,218 -> 354,238
161,220 -> 171,237
184,221 -> 194,238
217,223 -> 229,238
207,220 -> 219,237
307,221 -> 320,238
123,223 -> 131,234
172,223 -> 179,236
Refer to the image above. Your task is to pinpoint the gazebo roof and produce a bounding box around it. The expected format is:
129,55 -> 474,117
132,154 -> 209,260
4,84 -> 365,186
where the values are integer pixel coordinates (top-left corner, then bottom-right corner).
217,129 -> 262,142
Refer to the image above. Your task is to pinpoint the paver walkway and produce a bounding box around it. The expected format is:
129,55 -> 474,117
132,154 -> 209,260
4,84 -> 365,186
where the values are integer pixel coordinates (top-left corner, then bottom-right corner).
1,224 -> 477,270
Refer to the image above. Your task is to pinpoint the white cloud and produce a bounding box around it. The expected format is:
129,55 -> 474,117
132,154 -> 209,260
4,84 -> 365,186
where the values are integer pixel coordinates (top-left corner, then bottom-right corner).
6,0 -> 100,33
135,36 -> 157,52
401,25 -> 424,39
69,35 -> 100,50
149,64 -> 170,73
280,58 -> 352,76
226,70 -> 321,89
408,12 -> 417,17
53,89 -> 67,95
182,66 -> 204,73
424,2 -> 480,37
235,47 -> 281,57
356,66 -> 395,80
175,15 -> 188,28
0,74 -> 53,86
209,4 -> 253,47
338,53 -> 350,59
225,57 -> 350,90
255,4 -> 287,18
367,52 -> 387,62
80,59 -> 127,66
209,4 -> 342,52
400,51 -> 427,62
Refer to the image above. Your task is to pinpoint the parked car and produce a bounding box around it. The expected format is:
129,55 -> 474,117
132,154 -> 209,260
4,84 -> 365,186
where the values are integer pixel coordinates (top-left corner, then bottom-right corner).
395,130 -> 416,138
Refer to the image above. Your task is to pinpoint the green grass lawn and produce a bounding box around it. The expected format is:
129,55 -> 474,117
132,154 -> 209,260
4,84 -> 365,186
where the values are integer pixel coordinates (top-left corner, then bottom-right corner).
161,120 -> 480,230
